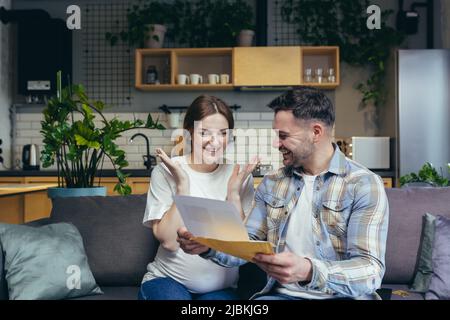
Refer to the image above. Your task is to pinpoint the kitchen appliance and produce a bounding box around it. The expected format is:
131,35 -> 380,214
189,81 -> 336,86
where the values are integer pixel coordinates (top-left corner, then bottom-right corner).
253,164 -> 273,176
22,144 -> 40,170
350,137 -> 390,169
0,8 -> 72,96
335,137 -> 390,169
397,50 -> 450,179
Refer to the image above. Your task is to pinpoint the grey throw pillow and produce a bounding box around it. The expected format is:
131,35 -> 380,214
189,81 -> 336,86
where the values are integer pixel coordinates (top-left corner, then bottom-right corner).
0,222 -> 102,300
425,215 -> 450,300
0,240 -> 8,300
410,213 -> 436,293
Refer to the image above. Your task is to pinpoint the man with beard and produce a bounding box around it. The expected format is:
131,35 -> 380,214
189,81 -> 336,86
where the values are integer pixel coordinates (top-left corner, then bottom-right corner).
177,87 -> 389,300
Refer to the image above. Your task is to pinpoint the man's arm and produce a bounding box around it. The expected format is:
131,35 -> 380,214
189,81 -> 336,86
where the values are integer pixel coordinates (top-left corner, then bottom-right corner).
305,174 -> 389,297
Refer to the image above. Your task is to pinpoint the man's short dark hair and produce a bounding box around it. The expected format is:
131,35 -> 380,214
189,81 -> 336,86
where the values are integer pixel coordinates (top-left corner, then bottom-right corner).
267,86 -> 335,127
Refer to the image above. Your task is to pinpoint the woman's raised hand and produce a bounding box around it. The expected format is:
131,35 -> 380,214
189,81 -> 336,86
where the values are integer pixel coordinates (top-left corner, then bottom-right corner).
155,148 -> 190,195
227,158 -> 259,199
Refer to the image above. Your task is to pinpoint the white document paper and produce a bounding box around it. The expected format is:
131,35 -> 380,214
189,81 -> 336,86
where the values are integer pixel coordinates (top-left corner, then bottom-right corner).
173,195 -> 249,241
173,195 -> 274,261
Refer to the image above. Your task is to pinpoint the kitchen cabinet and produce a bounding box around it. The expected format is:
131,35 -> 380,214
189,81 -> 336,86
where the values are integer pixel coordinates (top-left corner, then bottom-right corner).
233,47 -> 301,86
0,176 -> 150,224
135,46 -> 340,90
135,48 -> 233,91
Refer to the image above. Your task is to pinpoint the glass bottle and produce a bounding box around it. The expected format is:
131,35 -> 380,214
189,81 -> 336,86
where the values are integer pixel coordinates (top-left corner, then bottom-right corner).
146,65 -> 158,84
162,59 -> 170,84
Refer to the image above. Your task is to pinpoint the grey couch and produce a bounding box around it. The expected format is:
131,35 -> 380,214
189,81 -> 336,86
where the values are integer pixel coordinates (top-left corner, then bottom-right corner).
1,187 -> 449,300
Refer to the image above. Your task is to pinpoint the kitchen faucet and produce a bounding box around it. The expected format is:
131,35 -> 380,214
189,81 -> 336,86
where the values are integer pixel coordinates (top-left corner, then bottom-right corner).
130,133 -> 156,170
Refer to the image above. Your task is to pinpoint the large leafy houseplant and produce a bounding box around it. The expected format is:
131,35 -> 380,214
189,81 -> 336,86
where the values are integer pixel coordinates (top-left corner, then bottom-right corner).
40,72 -> 165,195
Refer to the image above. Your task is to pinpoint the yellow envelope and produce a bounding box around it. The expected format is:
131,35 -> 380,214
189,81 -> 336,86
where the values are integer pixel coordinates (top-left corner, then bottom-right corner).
193,237 -> 274,262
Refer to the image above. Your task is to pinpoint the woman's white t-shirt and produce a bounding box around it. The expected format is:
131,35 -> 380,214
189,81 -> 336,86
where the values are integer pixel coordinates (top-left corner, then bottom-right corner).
142,155 -> 255,293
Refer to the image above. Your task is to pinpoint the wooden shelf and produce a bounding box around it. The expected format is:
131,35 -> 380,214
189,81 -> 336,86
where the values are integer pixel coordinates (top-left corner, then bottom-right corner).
136,48 -> 233,90
138,84 -> 234,91
300,46 -> 340,89
302,82 -> 340,89
135,46 -> 340,91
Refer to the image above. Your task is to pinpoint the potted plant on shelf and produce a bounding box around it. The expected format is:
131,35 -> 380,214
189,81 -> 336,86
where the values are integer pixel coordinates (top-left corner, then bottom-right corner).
40,71 -> 165,198
106,0 -> 173,48
208,0 -> 255,47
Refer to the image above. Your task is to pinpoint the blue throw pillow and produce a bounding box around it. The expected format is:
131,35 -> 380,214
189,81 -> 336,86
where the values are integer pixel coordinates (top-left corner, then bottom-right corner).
0,222 -> 102,300
425,215 -> 450,300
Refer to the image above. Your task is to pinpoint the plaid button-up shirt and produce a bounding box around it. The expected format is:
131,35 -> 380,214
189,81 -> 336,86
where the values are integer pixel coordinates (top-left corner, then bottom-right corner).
203,145 -> 389,299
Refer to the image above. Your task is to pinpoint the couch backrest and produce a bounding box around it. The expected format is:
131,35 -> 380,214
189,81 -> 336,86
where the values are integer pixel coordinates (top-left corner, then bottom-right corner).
384,187 -> 450,284
48,195 -> 158,287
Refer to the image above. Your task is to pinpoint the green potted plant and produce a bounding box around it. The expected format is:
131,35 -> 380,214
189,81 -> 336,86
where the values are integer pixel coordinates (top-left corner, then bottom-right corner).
106,0 -> 173,48
40,71 -> 165,197
208,0 -> 255,47
400,162 -> 450,187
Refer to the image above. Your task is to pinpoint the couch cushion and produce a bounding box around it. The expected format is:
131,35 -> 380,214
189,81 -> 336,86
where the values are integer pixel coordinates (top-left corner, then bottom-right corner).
384,187 -> 450,284
48,195 -> 158,287
0,222 -> 102,300
410,213 -> 436,292
425,215 -> 450,300
70,286 -> 140,300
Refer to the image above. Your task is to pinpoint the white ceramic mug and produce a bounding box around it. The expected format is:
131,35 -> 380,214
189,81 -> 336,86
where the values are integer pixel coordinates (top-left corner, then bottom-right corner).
168,112 -> 181,128
220,74 -> 230,84
189,74 -> 203,85
208,74 -> 219,84
177,74 -> 189,85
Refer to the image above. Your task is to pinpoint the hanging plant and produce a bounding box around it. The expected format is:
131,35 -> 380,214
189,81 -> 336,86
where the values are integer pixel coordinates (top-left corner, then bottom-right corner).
280,0 -> 405,111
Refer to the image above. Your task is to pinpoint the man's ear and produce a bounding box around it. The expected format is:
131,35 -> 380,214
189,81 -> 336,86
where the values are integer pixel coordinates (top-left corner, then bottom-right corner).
311,122 -> 324,142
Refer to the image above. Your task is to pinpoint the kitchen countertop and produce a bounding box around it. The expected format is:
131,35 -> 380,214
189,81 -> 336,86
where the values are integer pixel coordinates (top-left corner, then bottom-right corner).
0,169 -> 153,178
0,183 -> 58,197
0,168 -> 395,178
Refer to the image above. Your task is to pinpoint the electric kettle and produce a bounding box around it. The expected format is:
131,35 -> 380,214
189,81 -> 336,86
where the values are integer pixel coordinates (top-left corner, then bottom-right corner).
22,144 -> 40,170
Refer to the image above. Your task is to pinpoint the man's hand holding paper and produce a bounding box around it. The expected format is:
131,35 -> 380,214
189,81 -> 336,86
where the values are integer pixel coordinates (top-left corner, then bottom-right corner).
174,195 -> 274,261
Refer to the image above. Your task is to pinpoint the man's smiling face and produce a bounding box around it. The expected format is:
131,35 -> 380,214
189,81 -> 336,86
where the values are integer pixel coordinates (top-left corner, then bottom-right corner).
272,110 -> 315,169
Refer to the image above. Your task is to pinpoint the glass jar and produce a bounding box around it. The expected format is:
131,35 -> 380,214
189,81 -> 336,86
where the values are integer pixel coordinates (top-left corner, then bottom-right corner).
327,68 -> 336,83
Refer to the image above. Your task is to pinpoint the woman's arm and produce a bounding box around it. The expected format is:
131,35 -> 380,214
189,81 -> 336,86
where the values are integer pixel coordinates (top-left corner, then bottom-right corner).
149,148 -> 190,251
152,202 -> 185,251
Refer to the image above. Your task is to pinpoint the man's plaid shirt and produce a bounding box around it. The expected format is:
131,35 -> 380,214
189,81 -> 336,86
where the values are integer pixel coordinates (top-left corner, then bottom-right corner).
203,145 -> 389,299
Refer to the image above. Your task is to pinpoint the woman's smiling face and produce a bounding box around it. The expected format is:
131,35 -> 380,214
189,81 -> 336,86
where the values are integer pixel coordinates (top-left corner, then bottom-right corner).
191,113 -> 230,165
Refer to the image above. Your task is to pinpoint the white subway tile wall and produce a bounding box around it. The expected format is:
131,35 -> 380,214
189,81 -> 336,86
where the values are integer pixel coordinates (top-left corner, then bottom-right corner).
14,112 -> 282,171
